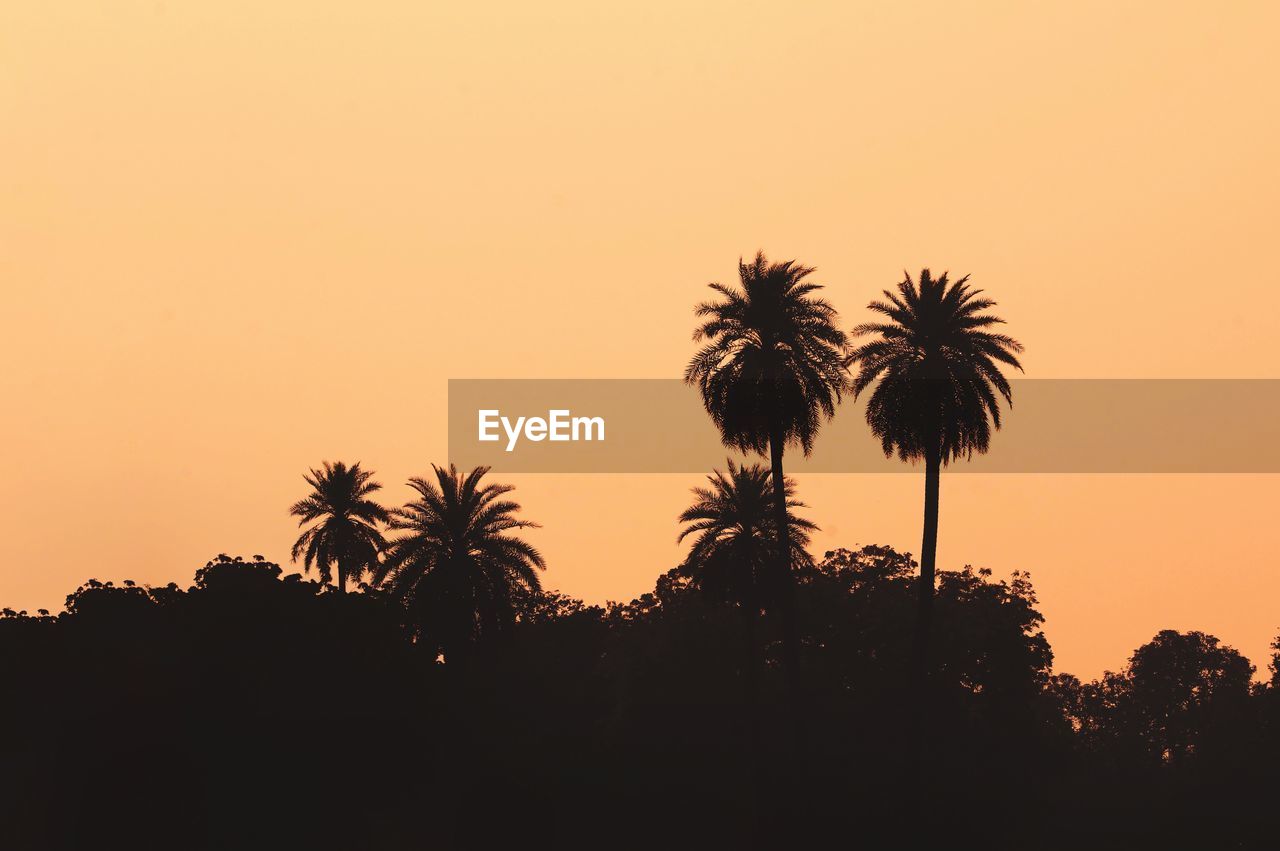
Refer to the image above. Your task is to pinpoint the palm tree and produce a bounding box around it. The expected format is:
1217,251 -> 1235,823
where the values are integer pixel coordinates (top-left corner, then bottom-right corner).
373,465 -> 544,661
685,252 -> 849,679
289,461 -> 389,594
845,269 -> 1023,682
677,461 -> 817,699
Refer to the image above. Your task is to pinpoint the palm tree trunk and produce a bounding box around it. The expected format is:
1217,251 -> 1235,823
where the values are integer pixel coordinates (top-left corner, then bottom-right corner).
911,441 -> 941,694
337,560 -> 347,594
907,439 -> 942,829
768,423 -> 800,693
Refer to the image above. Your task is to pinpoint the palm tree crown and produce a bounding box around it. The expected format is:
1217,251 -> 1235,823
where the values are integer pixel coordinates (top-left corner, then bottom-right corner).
678,461 -> 817,608
374,465 -> 544,651
847,268 -> 1024,462
685,252 -> 850,455
289,461 -> 389,593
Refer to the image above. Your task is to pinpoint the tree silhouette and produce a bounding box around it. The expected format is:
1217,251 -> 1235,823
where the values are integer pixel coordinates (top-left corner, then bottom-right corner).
289,461 -> 389,594
677,461 -> 817,702
685,253 -> 848,682
1065,630 -> 1255,766
3,546 -> 1277,847
374,464 -> 545,662
846,269 -> 1022,686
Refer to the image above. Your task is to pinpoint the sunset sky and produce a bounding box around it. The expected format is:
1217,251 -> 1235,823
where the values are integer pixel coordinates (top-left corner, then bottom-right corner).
4,1 -> 1279,679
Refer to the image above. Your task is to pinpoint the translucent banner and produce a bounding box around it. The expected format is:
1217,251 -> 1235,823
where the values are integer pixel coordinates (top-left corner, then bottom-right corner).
447,379 -> 1280,473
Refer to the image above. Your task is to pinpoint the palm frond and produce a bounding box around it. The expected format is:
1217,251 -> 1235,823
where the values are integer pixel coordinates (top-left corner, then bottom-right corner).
847,270 -> 1023,465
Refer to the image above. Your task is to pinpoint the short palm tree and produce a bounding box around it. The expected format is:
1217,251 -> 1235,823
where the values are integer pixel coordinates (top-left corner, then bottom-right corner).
686,252 -> 848,677
373,465 -> 544,661
678,460 -> 816,613
846,269 -> 1023,679
289,461 -> 389,594
678,461 -> 817,696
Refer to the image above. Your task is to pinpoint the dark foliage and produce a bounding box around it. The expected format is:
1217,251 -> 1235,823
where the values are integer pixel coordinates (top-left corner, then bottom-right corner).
290,461 -> 389,593
685,253 -> 849,457
685,252 -> 851,686
374,464 -> 545,662
845,268 -> 1025,696
676,460 -> 815,610
846,268 -> 1024,464
3,551 -> 1276,849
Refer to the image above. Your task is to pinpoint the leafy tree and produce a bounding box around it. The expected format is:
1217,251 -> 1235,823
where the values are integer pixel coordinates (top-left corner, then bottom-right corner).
289,461 -> 389,594
845,269 -> 1022,682
686,253 -> 849,679
375,464 -> 545,661
1118,630 -> 1252,765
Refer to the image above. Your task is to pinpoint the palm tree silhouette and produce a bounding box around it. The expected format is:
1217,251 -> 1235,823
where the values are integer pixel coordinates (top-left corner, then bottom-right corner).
846,269 -> 1023,682
685,252 -> 848,681
678,461 -> 817,700
373,465 -> 544,661
289,461 -> 389,594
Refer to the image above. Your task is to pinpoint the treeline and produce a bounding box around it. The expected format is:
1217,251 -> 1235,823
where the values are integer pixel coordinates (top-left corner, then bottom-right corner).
4,256 -> 1273,848
2,549 -> 1278,849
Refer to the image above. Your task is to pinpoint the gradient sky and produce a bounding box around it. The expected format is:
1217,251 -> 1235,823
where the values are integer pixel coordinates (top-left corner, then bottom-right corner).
4,1 -> 1279,679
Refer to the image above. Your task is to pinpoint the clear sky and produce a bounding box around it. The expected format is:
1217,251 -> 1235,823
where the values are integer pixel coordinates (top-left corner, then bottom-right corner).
3,1 -> 1279,679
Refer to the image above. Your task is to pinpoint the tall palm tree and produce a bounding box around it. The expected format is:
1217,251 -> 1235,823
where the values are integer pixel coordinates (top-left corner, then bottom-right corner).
845,269 -> 1023,682
373,465 -> 544,661
289,461 -> 389,594
685,252 -> 849,679
678,461 -> 817,697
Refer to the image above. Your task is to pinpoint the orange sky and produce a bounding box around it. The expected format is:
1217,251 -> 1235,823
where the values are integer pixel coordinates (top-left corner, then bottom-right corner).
3,1 -> 1279,679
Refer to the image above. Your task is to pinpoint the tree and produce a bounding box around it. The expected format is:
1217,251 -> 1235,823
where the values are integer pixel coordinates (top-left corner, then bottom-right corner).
685,253 -> 849,682
1125,630 -> 1254,764
846,269 -> 1022,684
677,461 -> 817,700
374,464 -> 545,661
289,461 -> 389,594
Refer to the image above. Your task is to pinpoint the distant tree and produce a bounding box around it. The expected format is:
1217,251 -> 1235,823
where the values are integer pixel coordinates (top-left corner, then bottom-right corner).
1066,630 -> 1254,768
375,465 -> 545,661
290,461 -> 389,594
803,550 -> 1051,707
1125,630 -> 1253,764
677,461 -> 817,699
686,253 -> 849,681
846,269 -> 1023,686
933,566 -> 1053,705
